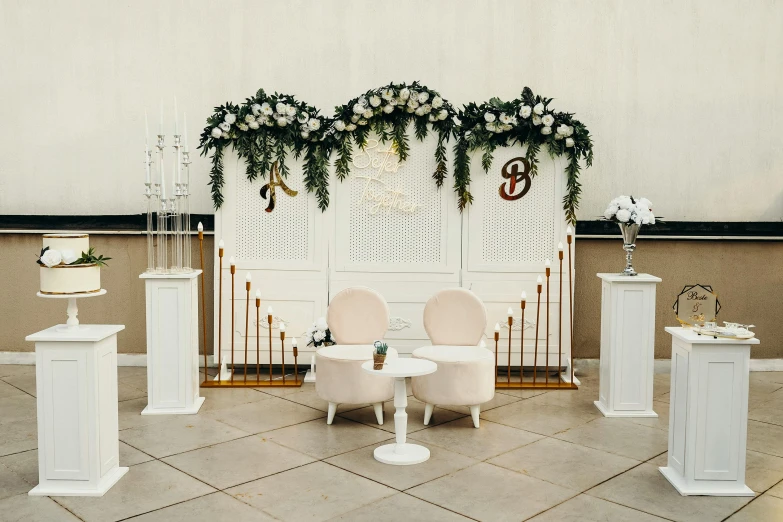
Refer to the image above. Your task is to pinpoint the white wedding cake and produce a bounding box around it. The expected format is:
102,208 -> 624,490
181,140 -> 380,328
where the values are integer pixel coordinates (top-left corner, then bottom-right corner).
38,234 -> 102,295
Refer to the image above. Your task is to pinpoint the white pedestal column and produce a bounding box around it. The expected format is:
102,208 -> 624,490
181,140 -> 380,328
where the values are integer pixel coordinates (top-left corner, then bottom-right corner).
594,273 -> 662,418
660,327 -> 759,496
26,324 -> 128,497
139,271 -> 204,415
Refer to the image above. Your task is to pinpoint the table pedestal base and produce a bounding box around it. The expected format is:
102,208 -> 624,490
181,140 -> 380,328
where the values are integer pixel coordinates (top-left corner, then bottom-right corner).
374,443 -> 430,466
659,466 -> 754,497
594,401 -> 658,418
29,466 -> 129,497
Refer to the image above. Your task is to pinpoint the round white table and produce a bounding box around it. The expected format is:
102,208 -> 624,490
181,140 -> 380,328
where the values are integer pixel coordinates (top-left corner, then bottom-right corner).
362,358 -> 437,465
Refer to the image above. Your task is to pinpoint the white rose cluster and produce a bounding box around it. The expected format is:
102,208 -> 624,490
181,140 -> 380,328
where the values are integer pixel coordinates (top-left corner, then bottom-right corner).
210,110 -> 241,139
483,111 -> 517,133
39,248 -> 82,267
603,196 -> 655,225
302,317 -> 332,348
342,87 -> 449,129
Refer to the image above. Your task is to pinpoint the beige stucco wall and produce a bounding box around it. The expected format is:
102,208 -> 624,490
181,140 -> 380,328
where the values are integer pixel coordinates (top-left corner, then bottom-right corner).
1,234 -> 779,359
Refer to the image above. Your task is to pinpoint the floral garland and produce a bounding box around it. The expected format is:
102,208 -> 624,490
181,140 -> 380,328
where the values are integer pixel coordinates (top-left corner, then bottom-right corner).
331,81 -> 459,187
453,87 -> 593,223
198,85 -> 593,224
198,89 -> 335,210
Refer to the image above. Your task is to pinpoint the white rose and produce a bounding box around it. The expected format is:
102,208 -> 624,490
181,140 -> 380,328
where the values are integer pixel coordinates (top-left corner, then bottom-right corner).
437,109 -> 448,120
251,103 -> 262,115
485,122 -> 496,132
275,102 -> 287,114
418,91 -> 429,103
307,118 -> 321,131
432,96 -> 443,108
334,120 -> 346,131
639,197 -> 653,210
219,122 -> 231,131
499,113 -> 511,124
422,104 -> 432,114
501,123 -> 512,132
357,96 -> 368,107
60,249 -> 78,264
369,95 -> 381,107
381,89 -> 394,100
452,116 -> 462,126
244,114 -> 256,123
362,108 -> 373,119
210,127 -> 222,138
276,117 -> 287,127
484,112 -> 496,123
541,126 -> 552,135
616,196 -> 633,210
238,123 -> 249,131
399,88 -> 410,100
428,115 -> 436,122
616,209 -> 631,222
565,137 -> 575,147
350,114 -> 360,123
554,133 -> 564,140
542,114 -> 555,127
415,107 -> 425,116
41,249 -> 62,267
382,104 -> 394,114
315,317 -> 328,330
358,118 -> 368,125
313,330 -> 325,342
532,114 -> 542,126
556,124 -> 569,136
604,208 -> 616,220
297,113 -> 309,124
286,106 -> 296,116
352,104 -> 365,115
300,131 -> 310,139
345,123 -> 357,131
224,113 -> 237,125
261,103 -> 272,115
533,102 -> 545,115
519,105 -> 532,118
407,98 -> 419,109
248,121 -> 260,130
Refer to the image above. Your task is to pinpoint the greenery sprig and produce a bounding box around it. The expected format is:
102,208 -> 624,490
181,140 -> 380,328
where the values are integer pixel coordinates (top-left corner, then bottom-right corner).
73,247 -> 111,267
454,87 -> 593,223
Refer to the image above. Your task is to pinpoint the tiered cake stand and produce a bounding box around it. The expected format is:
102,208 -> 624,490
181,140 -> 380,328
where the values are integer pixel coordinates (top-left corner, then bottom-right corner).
36,289 -> 107,331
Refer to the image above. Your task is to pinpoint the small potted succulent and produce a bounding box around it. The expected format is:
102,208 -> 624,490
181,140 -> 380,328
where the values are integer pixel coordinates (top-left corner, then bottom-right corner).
373,341 -> 388,370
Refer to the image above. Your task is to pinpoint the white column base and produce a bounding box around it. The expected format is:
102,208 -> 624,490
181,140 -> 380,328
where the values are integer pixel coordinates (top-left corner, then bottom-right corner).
141,396 -> 205,416
659,466 -> 754,497
29,466 -> 129,497
304,370 -> 316,383
559,357 -> 581,386
373,443 -> 430,465
594,400 -> 658,418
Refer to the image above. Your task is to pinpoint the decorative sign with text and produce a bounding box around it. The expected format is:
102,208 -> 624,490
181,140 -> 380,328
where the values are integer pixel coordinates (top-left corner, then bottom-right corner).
351,139 -> 419,215
673,284 -> 721,326
499,157 -> 532,201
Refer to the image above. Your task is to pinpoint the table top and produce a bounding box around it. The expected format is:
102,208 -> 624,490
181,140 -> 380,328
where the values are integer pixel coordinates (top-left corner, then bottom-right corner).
665,326 -> 760,345
36,289 -> 107,299
26,324 -> 125,343
139,270 -> 202,280
362,358 -> 437,378
597,273 -> 662,283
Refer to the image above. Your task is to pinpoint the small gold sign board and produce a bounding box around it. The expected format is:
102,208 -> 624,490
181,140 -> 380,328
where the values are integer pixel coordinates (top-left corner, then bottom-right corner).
673,284 -> 721,326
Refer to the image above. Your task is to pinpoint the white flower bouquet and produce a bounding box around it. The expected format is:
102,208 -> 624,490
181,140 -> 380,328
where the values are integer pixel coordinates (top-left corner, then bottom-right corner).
302,317 -> 334,348
602,196 -> 656,225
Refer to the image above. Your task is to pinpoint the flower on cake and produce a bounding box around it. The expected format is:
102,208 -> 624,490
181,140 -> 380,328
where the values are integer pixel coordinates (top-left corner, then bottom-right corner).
40,249 -> 62,267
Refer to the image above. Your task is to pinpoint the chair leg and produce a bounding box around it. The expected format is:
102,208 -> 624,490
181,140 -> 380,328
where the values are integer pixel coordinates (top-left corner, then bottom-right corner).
373,403 -> 384,425
327,402 -> 337,425
423,403 -> 434,425
469,405 -> 480,428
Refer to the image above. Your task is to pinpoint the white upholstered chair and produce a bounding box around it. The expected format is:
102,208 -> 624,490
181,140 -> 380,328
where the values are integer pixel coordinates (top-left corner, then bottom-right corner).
315,287 -> 397,425
411,288 -> 495,428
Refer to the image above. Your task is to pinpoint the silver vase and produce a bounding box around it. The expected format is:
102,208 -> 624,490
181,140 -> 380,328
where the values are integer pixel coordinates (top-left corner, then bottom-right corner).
618,223 -> 640,276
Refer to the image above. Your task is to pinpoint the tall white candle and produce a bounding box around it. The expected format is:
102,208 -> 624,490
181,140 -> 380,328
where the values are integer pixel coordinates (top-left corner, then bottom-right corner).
159,99 -> 164,135
174,96 -> 179,136
160,151 -> 166,198
144,109 -> 150,184
183,112 -> 189,152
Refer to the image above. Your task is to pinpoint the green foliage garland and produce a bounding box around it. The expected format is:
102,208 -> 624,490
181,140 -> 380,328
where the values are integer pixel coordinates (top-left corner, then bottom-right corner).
454,87 -> 593,224
198,84 -> 593,224
331,81 -> 459,187
198,90 -> 335,210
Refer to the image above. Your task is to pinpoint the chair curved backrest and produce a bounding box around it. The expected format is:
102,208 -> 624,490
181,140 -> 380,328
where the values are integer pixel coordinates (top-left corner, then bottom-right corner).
423,288 -> 487,345
326,286 -> 389,344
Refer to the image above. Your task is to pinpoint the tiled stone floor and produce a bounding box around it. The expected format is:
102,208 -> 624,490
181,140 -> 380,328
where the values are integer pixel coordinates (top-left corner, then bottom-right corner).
1,361 -> 782,521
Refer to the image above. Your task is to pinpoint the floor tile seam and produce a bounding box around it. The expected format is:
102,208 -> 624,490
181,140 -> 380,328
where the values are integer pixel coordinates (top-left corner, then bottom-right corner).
209,460 -> 319,494
404,428 -> 543,462
580,494 -> 679,522
437,398 -> 523,415
0,447 -> 38,461
309,434 -> 396,461
718,477 -> 783,522
112,492 -> 247,522
124,431 -> 261,461
748,418 -> 783,429
48,495 -> 89,521
200,410 -> 325,435
0,379 -> 36,398
517,489 -> 584,521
